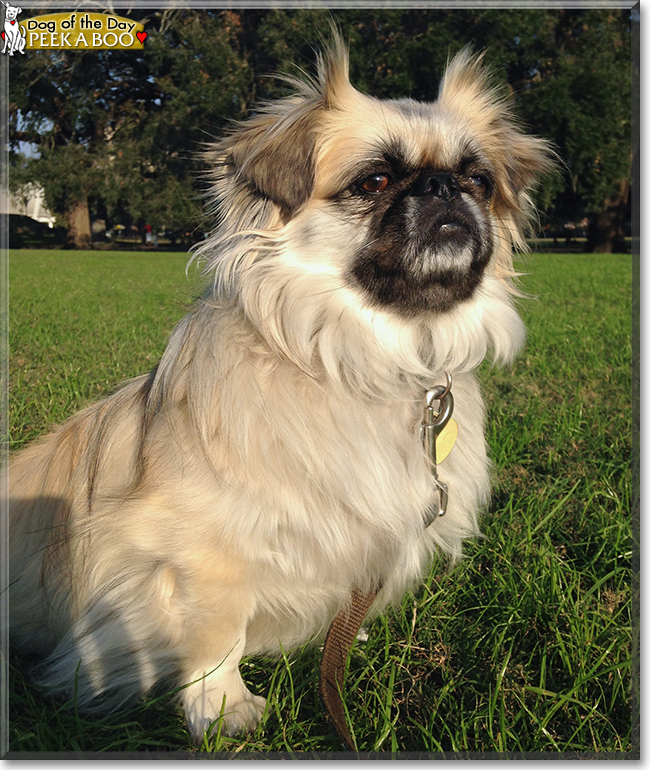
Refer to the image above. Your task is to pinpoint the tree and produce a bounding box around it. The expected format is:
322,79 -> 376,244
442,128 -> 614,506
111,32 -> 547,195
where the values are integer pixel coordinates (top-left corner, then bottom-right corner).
8,8 -> 251,247
8,8 -> 632,252
508,9 -> 632,252
10,36 -> 158,247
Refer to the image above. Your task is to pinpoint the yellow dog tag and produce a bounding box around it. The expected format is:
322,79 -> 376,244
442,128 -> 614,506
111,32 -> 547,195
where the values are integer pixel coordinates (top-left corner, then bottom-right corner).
436,417 -> 458,463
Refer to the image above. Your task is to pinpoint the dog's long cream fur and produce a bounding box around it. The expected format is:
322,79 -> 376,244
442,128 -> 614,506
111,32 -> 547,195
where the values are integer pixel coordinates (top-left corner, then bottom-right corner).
8,38 -> 552,740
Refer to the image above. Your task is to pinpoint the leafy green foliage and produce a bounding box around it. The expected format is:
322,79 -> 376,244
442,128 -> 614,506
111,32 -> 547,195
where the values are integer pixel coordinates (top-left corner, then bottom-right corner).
8,9 -> 251,236
8,9 -> 633,250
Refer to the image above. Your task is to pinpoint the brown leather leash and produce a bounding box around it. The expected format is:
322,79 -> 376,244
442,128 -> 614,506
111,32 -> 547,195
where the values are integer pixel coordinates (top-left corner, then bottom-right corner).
319,587 -> 379,751
319,375 -> 456,750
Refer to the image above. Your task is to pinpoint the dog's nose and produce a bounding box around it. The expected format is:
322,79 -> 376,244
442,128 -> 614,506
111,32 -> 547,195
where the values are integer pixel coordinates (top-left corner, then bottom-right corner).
409,173 -> 461,200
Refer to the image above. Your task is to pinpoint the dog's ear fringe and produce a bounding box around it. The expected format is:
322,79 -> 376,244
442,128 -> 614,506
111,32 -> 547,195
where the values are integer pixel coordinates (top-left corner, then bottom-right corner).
196,29 -> 353,224
316,28 -> 352,107
273,26 -> 351,107
440,46 -> 557,191
439,45 -> 557,290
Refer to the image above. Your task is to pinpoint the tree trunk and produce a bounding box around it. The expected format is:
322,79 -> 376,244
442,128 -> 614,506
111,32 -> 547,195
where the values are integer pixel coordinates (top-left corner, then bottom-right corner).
586,178 -> 630,253
66,198 -> 92,249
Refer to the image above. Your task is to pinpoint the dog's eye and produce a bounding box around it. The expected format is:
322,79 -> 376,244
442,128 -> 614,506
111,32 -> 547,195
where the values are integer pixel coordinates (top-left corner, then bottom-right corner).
468,175 -> 490,195
359,173 -> 391,193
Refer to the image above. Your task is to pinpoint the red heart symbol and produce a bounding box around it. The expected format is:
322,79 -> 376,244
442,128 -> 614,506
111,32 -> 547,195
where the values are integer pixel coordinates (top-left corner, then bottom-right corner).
1,32 -> 4,40
136,31 -> 147,44
10,20 -> 16,25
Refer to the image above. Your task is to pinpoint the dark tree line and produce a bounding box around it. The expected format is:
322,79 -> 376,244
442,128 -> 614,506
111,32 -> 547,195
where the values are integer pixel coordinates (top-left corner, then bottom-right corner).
8,7 -> 633,251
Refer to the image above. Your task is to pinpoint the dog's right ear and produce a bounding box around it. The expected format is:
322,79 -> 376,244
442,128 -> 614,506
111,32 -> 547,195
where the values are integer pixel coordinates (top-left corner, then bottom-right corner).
220,33 -> 353,218
214,33 -> 354,218
221,101 -> 321,218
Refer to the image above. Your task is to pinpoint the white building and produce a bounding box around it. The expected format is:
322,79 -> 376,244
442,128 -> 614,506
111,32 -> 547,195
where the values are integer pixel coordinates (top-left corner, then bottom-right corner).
1,185 -> 56,228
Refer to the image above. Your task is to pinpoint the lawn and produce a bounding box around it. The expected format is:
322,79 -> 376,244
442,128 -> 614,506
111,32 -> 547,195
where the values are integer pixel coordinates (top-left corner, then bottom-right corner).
4,249 -> 636,757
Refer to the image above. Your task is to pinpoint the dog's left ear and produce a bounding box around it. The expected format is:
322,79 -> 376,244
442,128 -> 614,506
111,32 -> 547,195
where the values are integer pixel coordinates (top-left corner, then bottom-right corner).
438,49 -> 555,207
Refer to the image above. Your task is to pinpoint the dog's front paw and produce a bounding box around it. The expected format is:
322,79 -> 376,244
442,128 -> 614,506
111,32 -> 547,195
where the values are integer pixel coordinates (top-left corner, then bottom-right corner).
182,669 -> 266,742
220,691 -> 267,736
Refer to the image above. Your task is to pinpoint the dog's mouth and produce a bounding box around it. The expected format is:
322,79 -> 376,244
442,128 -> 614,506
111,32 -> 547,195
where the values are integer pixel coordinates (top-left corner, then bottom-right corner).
427,218 -> 473,252
438,221 -> 468,233
415,202 -> 479,251
349,204 -> 493,316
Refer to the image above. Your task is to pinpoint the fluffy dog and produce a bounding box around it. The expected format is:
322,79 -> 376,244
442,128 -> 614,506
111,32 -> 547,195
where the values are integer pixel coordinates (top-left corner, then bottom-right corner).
7,37 -> 552,742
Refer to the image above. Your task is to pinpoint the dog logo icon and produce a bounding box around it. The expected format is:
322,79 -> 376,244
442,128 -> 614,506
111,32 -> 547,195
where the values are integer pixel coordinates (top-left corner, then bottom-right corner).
1,0 -> 26,56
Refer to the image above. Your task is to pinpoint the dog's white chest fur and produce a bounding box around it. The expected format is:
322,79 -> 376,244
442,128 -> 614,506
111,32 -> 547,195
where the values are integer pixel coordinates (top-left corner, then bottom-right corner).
121,307 -> 490,654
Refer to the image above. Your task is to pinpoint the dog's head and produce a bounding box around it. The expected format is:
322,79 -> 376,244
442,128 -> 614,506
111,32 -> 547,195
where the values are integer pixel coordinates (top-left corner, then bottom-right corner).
3,3 -> 22,21
196,36 -> 553,385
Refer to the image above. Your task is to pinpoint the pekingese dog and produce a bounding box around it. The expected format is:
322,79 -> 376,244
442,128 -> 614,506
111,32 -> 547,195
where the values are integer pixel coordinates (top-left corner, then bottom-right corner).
8,36 -> 552,743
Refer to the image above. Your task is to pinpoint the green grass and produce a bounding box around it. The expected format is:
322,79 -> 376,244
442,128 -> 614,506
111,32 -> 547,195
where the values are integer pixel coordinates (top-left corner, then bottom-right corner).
5,250 -> 635,756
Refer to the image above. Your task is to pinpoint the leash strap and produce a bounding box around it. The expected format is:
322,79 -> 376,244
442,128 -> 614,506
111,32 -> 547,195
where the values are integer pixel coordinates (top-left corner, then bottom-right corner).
320,374 -> 454,749
319,587 -> 379,751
